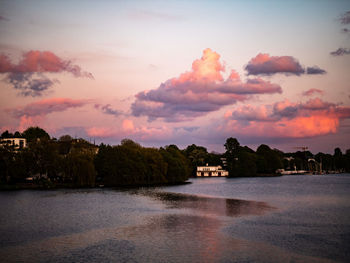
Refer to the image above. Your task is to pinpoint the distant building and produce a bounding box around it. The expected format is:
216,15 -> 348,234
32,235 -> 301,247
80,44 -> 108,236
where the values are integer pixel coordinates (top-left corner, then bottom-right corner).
197,164 -> 229,177
0,138 -> 27,149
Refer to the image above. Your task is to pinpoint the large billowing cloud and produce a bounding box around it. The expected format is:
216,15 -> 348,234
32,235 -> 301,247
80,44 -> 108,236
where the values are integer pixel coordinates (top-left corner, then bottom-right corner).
245,53 -> 326,76
223,98 -> 350,138
0,50 -> 93,96
131,49 -> 282,122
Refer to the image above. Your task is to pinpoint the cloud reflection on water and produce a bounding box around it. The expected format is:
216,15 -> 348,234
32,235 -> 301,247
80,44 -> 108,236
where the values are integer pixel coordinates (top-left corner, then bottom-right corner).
137,190 -> 275,218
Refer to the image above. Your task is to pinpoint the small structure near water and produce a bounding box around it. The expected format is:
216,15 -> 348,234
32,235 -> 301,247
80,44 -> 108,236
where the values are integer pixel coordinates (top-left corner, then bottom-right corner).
197,164 -> 229,177
0,137 -> 27,149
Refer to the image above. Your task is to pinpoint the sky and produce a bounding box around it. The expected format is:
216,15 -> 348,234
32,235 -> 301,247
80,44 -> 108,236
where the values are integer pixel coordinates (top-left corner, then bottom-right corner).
1,0 -> 350,154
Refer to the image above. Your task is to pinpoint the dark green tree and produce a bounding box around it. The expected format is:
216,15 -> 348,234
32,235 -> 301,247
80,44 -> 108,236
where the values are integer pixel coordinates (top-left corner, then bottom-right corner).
1,130 -> 13,138
184,144 -> 208,176
14,131 -> 22,138
256,144 -> 282,174
236,150 -> 257,177
345,149 -> 350,172
59,134 -> 73,142
224,137 -> 240,176
333,147 -> 345,171
160,145 -> 191,183
22,127 -> 50,143
62,150 -> 96,187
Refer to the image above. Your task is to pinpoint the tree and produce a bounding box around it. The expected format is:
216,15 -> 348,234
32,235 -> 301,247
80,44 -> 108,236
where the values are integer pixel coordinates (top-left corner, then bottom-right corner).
59,134 -> 72,142
160,145 -> 191,183
22,127 -> 50,143
0,147 -> 14,183
94,140 -> 188,186
0,147 -> 30,183
345,149 -> 350,172
334,148 -> 345,172
224,137 -> 240,155
14,131 -> 22,138
1,130 -> 13,138
224,137 -> 241,177
62,151 -> 96,187
315,152 -> 333,172
25,138 -> 60,177
256,144 -> 282,174
184,144 -> 208,176
236,150 -> 257,177
121,138 -> 141,148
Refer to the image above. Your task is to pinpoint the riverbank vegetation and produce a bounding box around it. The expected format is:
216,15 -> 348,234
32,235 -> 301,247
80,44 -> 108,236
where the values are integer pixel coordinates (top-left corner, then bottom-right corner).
1,127 -> 350,189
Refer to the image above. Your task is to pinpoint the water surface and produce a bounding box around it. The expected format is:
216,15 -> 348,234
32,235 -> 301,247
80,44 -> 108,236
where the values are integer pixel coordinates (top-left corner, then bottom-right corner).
0,174 -> 349,262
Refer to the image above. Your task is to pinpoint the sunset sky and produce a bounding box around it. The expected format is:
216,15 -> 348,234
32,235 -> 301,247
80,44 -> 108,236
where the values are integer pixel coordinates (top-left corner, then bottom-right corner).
1,0 -> 350,153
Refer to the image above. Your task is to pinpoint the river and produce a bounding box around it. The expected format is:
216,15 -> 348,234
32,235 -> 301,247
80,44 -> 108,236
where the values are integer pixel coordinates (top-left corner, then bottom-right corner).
0,174 -> 349,263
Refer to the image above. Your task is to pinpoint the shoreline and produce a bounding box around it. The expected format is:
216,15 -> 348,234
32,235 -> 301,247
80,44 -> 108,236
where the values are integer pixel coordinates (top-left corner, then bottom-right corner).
0,181 -> 192,191
2,173 -> 348,191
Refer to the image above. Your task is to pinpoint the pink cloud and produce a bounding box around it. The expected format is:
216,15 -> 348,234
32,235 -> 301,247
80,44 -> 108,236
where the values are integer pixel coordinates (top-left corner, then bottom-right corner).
245,53 -> 326,76
229,105 -> 275,122
86,127 -> 116,138
0,51 -> 93,78
301,98 -> 336,110
0,54 -> 13,72
86,121 -> 172,143
11,98 -> 88,118
122,119 -> 134,132
223,98 -> 350,138
7,98 -> 89,132
131,49 -> 282,122
0,50 -> 93,96
302,88 -> 324,97
245,53 -> 305,75
18,115 -> 44,132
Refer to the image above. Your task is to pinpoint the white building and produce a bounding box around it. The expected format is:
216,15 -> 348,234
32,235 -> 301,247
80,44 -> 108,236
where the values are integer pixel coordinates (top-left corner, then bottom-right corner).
197,165 -> 229,177
0,138 -> 27,149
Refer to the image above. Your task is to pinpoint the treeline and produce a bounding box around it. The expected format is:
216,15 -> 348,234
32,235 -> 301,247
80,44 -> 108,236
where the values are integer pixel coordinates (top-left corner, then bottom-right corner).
95,140 -> 190,186
0,127 -> 98,187
1,127 -> 350,189
183,138 -> 286,177
223,137 -> 350,176
183,137 -> 350,177
224,138 -> 283,177
0,127 -> 190,187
